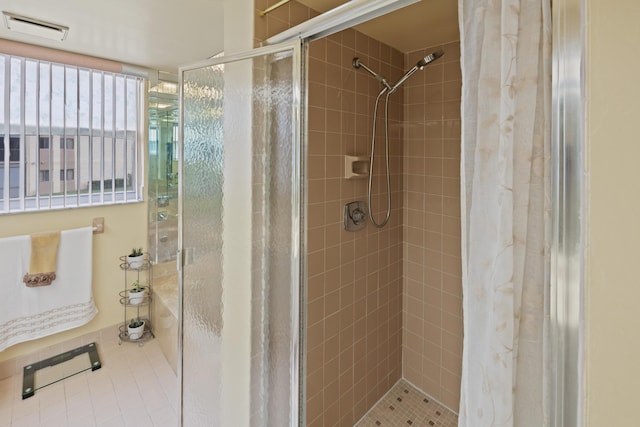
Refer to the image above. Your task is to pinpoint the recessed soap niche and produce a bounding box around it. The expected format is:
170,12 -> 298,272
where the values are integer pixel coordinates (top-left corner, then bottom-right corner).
344,155 -> 369,179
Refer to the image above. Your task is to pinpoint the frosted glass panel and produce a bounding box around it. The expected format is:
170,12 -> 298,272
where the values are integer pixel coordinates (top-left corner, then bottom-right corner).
181,43 -> 301,426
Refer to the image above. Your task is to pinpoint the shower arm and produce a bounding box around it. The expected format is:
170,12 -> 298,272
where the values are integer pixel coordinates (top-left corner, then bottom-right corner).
352,58 -> 392,90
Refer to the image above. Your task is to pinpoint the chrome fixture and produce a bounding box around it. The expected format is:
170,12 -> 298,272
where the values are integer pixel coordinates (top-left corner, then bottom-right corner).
390,49 -> 444,93
344,201 -> 367,232
353,58 -> 392,90
353,50 -> 444,227
258,0 -> 292,17
157,195 -> 171,207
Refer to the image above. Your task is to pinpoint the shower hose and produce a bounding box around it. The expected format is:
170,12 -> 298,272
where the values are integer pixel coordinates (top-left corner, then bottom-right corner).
368,87 -> 393,228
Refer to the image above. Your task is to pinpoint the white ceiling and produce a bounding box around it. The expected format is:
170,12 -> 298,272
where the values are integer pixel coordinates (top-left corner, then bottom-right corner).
0,0 -> 225,72
0,0 -> 458,74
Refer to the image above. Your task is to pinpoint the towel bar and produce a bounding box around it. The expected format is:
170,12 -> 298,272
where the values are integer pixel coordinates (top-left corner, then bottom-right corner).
92,217 -> 104,234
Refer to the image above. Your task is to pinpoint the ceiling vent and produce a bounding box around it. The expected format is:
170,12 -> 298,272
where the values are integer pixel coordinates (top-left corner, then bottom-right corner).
2,12 -> 68,41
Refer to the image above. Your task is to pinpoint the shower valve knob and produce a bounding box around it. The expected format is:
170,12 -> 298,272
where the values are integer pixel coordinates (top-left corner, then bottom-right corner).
351,208 -> 366,224
344,201 -> 367,232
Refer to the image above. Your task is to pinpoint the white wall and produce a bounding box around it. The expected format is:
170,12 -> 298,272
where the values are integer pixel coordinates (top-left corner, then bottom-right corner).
224,0 -> 254,53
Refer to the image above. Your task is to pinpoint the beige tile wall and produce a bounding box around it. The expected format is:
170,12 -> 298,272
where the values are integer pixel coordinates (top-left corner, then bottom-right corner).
304,31 -> 406,427
401,42 -> 463,411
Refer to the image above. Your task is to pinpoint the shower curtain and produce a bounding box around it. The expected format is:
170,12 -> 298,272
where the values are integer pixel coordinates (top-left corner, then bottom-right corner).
458,0 -> 551,426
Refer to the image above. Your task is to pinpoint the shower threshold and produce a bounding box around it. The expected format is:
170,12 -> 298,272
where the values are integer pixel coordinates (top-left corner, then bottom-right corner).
21,342 -> 101,399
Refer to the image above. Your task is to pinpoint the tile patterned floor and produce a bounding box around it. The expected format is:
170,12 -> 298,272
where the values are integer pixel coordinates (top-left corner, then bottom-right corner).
1,337 -> 456,427
0,336 -> 178,427
356,379 -> 458,427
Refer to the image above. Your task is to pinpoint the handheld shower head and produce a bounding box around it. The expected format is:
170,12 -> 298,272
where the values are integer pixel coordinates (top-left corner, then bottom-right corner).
389,49 -> 445,93
416,49 -> 445,69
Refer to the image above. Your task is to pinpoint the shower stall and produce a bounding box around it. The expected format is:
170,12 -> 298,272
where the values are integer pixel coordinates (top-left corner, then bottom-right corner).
303,30 -> 463,424
178,1 -> 462,425
177,0 -> 579,425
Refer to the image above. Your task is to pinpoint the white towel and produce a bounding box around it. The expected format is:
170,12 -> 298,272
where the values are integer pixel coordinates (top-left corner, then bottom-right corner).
0,227 -> 98,351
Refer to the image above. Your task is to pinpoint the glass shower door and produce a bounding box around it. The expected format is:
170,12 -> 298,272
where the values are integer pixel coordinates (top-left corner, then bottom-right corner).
179,41 -> 303,426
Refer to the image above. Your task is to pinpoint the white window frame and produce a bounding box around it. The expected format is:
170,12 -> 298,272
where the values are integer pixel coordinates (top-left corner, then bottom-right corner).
0,53 -> 145,214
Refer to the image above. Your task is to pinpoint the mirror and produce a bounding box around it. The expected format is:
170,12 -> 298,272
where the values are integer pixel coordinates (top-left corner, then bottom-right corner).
148,80 -> 179,264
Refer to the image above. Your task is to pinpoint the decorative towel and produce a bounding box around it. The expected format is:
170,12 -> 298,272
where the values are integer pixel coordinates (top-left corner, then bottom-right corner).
0,227 -> 98,352
23,231 -> 61,287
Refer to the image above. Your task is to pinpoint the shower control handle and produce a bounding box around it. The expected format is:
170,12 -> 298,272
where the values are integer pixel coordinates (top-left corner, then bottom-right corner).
344,201 -> 367,232
351,208 -> 366,225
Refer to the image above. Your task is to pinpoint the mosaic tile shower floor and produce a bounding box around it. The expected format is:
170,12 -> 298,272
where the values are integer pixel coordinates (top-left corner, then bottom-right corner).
356,379 -> 458,427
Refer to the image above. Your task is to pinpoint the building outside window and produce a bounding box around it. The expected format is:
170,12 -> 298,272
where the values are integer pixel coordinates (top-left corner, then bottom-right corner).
0,54 -> 144,213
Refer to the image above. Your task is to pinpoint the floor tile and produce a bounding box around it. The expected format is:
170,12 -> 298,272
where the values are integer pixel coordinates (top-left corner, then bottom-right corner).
0,339 -> 178,427
355,379 -> 458,427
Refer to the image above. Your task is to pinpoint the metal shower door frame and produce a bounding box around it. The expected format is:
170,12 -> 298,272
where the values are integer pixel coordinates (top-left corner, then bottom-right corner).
177,39 -> 306,426
550,0 -> 587,425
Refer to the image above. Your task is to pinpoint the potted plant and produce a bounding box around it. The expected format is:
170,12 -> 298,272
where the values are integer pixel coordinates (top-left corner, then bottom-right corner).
127,247 -> 144,269
127,317 -> 145,340
128,280 -> 146,305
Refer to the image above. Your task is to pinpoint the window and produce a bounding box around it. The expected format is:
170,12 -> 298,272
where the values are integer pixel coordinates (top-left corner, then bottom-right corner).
60,169 -> 74,181
0,54 -> 144,213
59,137 -> 74,149
0,136 -> 20,162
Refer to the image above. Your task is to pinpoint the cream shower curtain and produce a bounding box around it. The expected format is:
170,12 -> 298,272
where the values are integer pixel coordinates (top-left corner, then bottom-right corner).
458,0 -> 551,426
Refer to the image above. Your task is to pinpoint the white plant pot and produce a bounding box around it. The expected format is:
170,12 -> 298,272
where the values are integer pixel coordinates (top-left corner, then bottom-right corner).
127,254 -> 144,269
127,320 -> 145,340
128,288 -> 146,305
